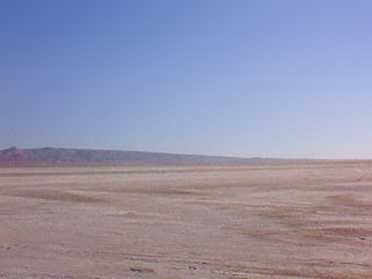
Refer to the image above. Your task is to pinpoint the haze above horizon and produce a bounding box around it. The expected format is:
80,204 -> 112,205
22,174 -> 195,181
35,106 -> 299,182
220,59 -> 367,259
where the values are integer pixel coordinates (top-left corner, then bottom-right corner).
1,0 -> 372,159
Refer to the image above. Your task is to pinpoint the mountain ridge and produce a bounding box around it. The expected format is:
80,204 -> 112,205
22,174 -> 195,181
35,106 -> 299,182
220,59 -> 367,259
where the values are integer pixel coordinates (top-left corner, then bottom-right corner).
0,147 -> 343,167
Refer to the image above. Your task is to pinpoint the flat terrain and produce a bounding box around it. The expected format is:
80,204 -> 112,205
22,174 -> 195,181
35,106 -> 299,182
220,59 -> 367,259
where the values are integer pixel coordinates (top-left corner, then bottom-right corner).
1,163 -> 372,278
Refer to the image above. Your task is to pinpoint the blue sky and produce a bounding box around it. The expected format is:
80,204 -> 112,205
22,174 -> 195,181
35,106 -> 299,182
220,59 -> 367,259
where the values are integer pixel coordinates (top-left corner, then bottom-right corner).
1,0 -> 372,159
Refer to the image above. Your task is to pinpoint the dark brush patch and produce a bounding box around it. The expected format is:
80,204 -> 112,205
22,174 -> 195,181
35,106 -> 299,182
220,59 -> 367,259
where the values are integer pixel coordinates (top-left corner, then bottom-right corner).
2,190 -> 105,203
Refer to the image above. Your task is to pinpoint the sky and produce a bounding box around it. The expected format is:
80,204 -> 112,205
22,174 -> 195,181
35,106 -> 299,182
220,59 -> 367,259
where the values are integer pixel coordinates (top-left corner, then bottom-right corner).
1,0 -> 372,159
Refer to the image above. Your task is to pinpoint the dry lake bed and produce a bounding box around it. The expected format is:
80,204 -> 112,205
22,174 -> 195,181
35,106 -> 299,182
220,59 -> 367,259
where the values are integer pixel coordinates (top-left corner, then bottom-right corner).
1,163 -> 372,279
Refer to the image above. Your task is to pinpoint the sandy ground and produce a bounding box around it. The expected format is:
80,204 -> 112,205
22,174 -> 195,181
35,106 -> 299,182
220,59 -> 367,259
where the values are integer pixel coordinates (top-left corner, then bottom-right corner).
1,163 -> 372,279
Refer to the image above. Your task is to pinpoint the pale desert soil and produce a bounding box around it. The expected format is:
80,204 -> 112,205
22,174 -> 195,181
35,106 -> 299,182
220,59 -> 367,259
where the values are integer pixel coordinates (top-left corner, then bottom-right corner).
1,163 -> 372,278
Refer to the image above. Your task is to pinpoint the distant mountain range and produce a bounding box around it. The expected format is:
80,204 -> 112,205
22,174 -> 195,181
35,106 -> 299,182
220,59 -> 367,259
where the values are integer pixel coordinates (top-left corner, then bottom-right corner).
0,147 -> 334,167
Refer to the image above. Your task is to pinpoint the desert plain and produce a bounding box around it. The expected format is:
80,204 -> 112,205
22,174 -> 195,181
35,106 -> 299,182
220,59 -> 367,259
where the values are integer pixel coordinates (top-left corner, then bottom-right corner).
1,163 -> 372,279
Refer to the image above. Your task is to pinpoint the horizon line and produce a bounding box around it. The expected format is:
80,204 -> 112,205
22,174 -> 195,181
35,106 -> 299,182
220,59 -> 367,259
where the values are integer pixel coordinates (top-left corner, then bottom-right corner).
1,146 -> 372,162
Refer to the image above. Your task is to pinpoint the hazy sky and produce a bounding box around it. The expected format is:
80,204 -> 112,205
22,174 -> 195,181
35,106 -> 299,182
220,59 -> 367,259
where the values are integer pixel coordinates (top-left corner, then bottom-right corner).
1,0 -> 372,159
